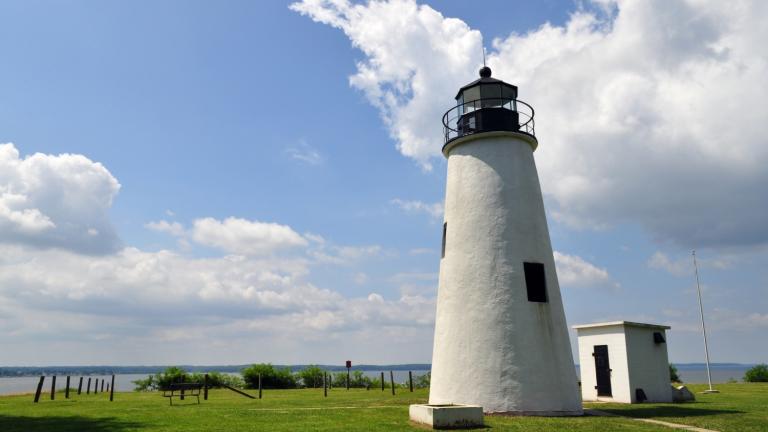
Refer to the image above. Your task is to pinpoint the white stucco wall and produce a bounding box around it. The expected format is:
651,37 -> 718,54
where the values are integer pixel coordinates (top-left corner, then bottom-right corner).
429,132 -> 582,415
575,325 -> 632,403
575,322 -> 672,404
625,326 -> 673,403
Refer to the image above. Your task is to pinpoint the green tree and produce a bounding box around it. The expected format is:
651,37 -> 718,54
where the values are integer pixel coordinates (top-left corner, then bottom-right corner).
241,363 -> 297,389
414,372 -> 430,389
744,364 -> 768,382
132,366 -> 189,391
297,365 -> 325,388
188,372 -> 245,389
669,364 -> 682,383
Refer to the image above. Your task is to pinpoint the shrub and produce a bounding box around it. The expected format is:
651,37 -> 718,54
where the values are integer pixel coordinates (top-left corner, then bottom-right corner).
133,369 -> 244,391
330,370 -> 372,388
133,366 -> 189,391
241,363 -> 297,389
189,372 -> 245,389
297,365 -> 325,388
669,364 -> 682,383
414,372 -> 430,389
744,364 -> 768,382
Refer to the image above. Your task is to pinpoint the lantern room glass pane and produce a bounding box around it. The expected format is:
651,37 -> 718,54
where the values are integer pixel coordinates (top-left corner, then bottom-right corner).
461,86 -> 480,109
501,85 -> 517,101
481,84 -> 502,108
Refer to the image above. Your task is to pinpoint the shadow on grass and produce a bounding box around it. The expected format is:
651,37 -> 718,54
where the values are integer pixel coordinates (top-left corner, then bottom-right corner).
0,415 -> 145,432
601,405 -> 744,419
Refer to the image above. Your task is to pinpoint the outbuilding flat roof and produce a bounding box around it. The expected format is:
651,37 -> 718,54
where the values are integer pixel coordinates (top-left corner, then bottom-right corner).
572,321 -> 671,330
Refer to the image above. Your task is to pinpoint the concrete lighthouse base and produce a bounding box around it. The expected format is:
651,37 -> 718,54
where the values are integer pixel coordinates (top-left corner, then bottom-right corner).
409,404 -> 484,429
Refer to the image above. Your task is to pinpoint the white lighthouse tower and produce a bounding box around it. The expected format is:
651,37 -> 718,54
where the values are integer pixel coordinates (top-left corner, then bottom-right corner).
428,67 -> 582,416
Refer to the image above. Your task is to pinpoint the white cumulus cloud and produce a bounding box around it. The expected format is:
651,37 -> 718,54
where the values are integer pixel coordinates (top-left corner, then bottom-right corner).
293,0 -> 768,248
554,251 -> 616,289
0,143 -> 121,254
391,198 -> 444,220
192,217 -> 309,255
145,220 -> 186,237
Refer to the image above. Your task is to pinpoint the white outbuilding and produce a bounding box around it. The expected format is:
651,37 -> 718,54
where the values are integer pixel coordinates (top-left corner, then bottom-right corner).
574,321 -> 673,404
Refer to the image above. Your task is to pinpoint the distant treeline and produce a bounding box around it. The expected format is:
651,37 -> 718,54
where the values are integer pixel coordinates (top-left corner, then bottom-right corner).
0,364 -> 431,377
133,365 -> 431,391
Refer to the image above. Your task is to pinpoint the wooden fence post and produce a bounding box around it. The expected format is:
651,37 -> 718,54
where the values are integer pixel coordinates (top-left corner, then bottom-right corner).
77,377 -> 83,395
346,369 -> 350,390
101,379 -> 105,393
258,373 -> 262,399
409,371 -> 413,392
390,371 -> 395,396
65,376 -> 71,399
33,376 -> 44,403
50,375 -> 56,400
109,375 -> 115,402
87,377 -> 91,394
323,372 -> 327,397
380,372 -> 385,391
204,374 -> 209,401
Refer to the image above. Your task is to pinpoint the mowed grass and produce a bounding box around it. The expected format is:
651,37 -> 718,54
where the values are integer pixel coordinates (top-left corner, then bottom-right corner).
591,383 -> 768,432
0,383 -> 764,431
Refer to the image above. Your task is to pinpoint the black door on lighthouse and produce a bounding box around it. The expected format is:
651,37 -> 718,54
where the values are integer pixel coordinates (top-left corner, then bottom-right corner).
593,345 -> 612,397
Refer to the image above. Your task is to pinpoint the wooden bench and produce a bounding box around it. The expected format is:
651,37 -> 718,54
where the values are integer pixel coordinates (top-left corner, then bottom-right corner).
162,383 -> 202,405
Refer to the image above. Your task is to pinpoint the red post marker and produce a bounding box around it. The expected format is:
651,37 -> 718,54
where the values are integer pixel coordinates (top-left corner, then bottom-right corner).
345,360 -> 352,390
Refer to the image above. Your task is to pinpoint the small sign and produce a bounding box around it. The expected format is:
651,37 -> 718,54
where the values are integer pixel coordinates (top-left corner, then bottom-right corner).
346,360 -> 352,369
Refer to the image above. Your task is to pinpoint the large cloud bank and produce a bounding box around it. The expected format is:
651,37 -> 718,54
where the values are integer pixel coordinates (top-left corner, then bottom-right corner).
292,0 -> 768,248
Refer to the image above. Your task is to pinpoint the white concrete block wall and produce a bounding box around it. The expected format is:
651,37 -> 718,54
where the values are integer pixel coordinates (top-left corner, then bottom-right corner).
625,327 -> 673,402
576,325 -> 632,403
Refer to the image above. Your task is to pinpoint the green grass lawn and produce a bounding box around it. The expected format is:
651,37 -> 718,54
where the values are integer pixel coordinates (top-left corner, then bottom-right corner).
0,383 -> 765,431
591,383 -> 768,432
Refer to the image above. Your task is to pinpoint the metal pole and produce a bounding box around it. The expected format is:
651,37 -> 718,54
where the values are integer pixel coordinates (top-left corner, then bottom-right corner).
693,250 -> 717,393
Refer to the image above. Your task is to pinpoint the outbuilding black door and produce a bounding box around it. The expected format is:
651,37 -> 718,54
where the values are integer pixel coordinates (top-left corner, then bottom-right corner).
593,345 -> 612,397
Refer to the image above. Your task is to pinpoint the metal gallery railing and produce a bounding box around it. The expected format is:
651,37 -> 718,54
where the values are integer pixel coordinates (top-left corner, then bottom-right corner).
442,97 -> 535,143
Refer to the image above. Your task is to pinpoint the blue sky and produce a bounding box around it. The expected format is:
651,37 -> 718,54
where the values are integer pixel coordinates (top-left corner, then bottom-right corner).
0,0 -> 766,366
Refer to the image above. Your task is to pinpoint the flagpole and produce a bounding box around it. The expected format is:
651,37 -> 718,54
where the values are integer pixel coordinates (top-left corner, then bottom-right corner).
692,250 -> 718,393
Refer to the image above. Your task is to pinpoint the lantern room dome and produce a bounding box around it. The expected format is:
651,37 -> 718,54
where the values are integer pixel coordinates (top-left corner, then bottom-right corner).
454,66 -> 517,101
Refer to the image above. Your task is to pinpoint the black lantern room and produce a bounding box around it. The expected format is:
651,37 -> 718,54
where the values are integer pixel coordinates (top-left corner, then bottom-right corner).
442,67 -> 535,145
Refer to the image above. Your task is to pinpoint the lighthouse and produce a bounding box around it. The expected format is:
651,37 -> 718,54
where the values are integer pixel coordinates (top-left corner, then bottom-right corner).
428,67 -> 582,415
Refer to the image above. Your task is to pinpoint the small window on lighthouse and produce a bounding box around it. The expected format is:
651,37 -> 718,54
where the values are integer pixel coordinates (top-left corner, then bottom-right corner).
523,262 -> 548,303
441,222 -> 447,258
